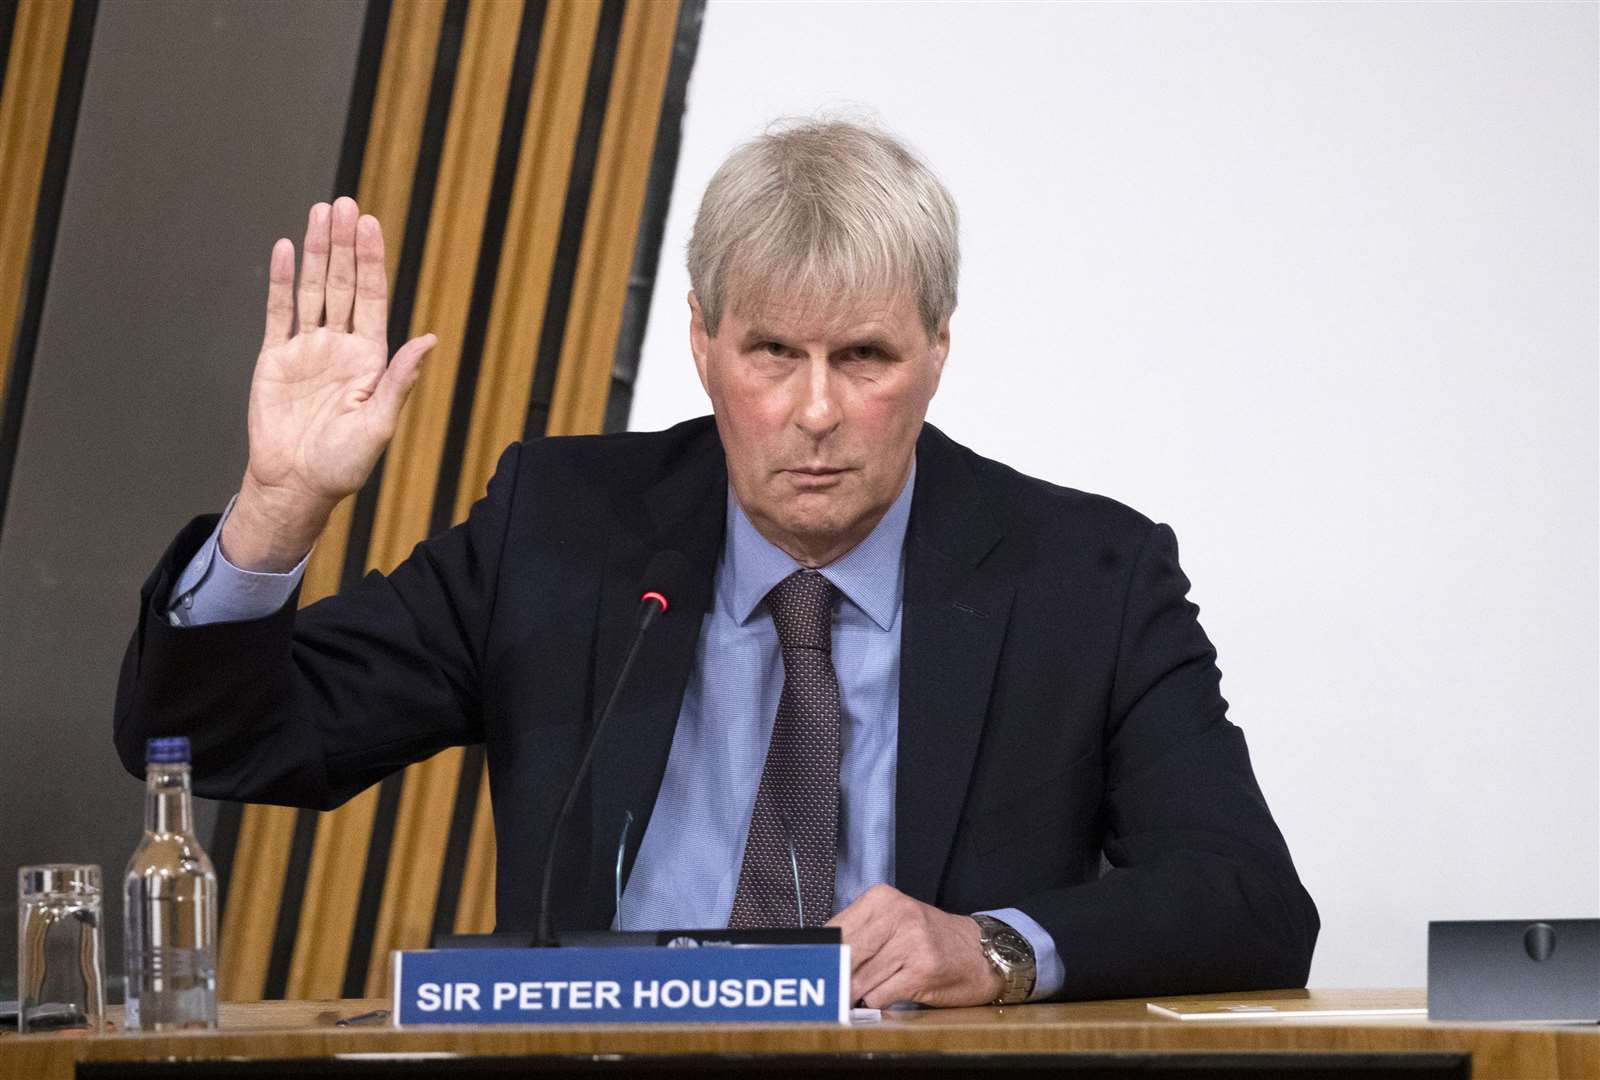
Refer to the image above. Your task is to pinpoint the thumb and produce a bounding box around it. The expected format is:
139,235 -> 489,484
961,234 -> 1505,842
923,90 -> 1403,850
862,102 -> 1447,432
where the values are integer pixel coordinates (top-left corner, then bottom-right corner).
371,333 -> 437,434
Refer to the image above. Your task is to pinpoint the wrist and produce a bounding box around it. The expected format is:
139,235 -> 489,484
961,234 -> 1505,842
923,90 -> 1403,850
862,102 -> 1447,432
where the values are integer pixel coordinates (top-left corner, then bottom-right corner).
222,477 -> 331,572
972,914 -> 1036,1005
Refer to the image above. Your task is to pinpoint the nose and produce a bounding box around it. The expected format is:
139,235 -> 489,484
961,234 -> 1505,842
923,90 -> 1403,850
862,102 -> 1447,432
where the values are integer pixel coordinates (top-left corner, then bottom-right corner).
794,354 -> 841,438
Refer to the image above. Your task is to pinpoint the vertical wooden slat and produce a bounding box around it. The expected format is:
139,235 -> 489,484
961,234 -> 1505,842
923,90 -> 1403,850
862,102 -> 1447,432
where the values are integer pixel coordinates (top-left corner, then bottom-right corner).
217,804 -> 298,1000
360,0 -> 526,997
453,768 -> 497,934
280,788 -> 378,1000
0,0 -> 72,406
545,0 -> 680,439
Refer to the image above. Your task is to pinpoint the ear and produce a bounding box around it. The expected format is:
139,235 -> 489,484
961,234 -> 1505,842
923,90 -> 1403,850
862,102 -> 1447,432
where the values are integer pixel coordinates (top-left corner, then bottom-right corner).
688,290 -> 711,394
927,317 -> 951,396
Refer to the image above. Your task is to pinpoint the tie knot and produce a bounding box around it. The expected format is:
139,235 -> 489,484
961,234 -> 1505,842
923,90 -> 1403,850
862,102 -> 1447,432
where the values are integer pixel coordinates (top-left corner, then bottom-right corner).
765,570 -> 836,653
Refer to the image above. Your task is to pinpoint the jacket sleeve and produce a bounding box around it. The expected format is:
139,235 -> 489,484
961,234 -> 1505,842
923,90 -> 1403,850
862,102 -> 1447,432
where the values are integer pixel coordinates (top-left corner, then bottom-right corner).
1013,523 -> 1320,1001
113,443 -> 523,810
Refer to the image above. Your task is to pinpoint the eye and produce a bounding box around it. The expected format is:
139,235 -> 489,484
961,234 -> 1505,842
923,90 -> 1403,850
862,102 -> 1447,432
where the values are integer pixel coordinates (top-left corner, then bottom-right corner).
846,345 -> 882,361
760,341 -> 790,358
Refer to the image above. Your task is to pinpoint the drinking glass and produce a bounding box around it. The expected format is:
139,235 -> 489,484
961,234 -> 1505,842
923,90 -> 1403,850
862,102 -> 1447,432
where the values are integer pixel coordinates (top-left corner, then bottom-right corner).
17,864 -> 106,1033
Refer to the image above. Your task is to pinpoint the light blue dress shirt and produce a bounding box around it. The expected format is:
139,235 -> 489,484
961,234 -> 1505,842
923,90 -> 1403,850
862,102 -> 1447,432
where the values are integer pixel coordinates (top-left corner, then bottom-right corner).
170,468 -> 1064,1000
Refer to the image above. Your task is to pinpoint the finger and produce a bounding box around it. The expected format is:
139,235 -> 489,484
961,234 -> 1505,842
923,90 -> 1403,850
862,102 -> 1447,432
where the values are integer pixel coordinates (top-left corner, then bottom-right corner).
841,912 -> 901,1005
369,334 -> 437,435
262,239 -> 295,348
853,938 -> 907,1004
351,215 -> 388,344
860,962 -> 916,1010
826,903 -> 864,937
868,969 -> 944,1011
843,906 -> 896,975
323,196 -> 360,332
829,887 -> 900,970
827,882 -> 893,936
296,203 -> 332,331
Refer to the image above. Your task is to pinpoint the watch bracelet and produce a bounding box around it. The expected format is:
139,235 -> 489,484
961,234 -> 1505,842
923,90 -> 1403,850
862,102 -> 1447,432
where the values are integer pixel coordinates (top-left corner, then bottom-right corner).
973,913 -> 1036,1004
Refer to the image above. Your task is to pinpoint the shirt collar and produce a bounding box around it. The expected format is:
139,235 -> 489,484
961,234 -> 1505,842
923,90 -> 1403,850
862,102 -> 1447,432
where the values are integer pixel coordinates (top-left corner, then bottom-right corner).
723,461 -> 915,632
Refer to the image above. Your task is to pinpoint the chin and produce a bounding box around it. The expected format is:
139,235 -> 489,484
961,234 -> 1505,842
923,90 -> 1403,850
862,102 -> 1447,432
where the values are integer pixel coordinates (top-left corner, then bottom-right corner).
777,504 -> 863,548
776,511 -> 838,539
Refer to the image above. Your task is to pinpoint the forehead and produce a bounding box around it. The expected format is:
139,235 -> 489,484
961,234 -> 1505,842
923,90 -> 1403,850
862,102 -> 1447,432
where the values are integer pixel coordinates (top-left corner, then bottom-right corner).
724,285 -> 922,343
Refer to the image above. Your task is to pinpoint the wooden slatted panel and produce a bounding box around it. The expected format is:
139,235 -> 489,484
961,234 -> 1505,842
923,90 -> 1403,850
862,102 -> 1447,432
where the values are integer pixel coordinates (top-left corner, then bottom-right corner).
359,0 -> 526,998
544,0 -> 680,439
452,0 -> 599,512
211,0 -> 696,995
0,0 -> 72,407
280,0 -> 448,1003
216,803 -> 298,1000
446,0 -> 607,934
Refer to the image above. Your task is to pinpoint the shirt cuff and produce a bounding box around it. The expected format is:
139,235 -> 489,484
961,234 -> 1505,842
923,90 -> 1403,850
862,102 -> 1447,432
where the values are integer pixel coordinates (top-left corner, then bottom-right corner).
977,906 -> 1064,1002
167,495 -> 311,627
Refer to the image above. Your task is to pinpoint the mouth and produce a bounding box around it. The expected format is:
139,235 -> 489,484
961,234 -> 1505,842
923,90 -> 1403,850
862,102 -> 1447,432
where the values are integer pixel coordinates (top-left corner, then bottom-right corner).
783,466 -> 851,488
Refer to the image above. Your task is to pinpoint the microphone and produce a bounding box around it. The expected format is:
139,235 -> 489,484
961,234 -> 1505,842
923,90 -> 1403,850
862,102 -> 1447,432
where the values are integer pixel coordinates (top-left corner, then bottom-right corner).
535,550 -> 689,947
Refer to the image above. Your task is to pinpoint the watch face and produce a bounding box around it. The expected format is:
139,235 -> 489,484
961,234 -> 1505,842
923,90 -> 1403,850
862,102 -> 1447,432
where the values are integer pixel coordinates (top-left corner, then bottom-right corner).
991,928 -> 1032,967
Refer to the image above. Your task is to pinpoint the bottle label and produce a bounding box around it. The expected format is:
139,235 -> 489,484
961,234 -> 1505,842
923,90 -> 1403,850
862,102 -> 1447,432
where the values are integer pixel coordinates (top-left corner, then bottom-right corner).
125,995 -> 140,1031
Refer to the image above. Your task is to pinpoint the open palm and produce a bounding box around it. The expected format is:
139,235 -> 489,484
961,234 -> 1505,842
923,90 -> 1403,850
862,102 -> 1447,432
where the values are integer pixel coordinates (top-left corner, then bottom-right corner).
248,198 -> 434,507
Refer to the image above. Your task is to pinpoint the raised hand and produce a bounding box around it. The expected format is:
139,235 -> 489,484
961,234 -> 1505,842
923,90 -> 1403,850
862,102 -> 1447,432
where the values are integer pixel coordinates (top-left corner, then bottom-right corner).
221,197 -> 436,571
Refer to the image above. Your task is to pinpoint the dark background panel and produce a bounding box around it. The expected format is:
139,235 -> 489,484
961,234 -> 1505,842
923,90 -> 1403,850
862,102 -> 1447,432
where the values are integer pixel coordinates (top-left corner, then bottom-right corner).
0,0 -> 366,992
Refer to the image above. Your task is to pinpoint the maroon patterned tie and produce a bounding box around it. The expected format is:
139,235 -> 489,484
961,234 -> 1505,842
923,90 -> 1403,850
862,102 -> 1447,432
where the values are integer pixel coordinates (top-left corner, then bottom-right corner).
728,569 -> 841,928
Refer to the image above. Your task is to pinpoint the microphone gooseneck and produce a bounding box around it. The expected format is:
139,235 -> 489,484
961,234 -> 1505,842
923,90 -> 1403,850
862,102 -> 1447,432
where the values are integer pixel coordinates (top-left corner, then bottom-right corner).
613,809 -> 635,931
535,551 -> 690,947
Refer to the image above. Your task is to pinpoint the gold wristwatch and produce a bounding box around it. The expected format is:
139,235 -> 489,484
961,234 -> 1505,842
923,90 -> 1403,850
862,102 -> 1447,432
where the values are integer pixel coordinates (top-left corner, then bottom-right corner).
972,914 -> 1036,1004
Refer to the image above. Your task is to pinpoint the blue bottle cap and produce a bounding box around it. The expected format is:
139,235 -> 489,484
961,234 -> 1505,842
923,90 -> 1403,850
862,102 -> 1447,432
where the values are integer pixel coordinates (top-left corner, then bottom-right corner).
145,736 -> 191,764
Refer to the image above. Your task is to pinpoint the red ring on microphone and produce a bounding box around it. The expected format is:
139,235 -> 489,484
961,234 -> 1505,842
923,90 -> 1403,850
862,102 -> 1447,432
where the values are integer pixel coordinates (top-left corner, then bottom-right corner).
640,591 -> 669,613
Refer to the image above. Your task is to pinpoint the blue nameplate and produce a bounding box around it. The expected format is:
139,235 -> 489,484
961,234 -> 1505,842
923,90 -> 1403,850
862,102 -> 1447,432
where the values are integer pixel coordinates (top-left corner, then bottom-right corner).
392,945 -> 850,1026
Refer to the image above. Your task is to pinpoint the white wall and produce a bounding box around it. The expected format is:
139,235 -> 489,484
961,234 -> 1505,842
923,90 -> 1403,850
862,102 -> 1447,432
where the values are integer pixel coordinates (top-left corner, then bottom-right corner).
632,1 -> 1599,988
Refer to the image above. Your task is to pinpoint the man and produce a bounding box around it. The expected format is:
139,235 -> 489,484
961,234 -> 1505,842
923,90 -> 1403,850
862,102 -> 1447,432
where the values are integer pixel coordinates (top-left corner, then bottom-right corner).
116,120 -> 1318,1007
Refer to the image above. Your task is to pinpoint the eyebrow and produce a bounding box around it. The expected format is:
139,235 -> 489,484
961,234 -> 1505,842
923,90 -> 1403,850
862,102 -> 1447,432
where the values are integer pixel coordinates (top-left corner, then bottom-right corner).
737,328 -> 899,353
845,336 -> 896,354
739,327 -> 783,348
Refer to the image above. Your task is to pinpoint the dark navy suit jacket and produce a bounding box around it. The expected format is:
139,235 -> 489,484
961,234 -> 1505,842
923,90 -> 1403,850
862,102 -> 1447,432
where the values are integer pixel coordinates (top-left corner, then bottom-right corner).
116,417 -> 1319,1001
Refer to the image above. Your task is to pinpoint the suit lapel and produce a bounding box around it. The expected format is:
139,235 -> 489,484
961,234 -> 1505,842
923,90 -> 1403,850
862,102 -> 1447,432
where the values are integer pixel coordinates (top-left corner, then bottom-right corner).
572,420 -> 1009,921
582,431 -> 726,927
895,425 -> 1013,905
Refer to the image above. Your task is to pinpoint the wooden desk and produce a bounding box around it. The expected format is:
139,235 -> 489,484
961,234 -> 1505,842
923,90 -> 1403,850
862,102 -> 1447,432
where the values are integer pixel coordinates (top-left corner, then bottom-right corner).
3,990 -> 1595,1079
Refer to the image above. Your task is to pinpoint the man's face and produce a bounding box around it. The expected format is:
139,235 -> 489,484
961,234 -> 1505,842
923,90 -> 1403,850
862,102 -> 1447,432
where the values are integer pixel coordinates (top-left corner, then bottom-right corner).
690,287 -> 948,567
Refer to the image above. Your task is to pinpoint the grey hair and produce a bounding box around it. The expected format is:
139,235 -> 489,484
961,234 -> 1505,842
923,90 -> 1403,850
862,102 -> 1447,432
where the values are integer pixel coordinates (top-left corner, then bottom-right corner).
687,118 -> 959,340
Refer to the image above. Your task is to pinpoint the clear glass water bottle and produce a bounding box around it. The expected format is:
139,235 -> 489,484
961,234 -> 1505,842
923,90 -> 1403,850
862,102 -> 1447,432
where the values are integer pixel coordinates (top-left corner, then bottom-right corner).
124,736 -> 218,1030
